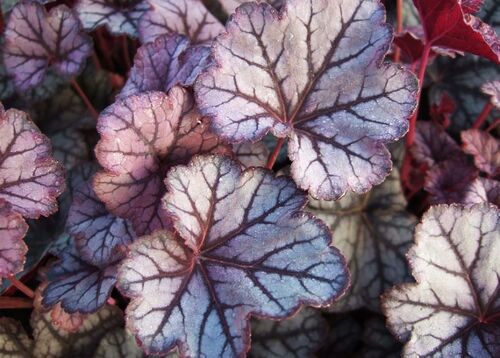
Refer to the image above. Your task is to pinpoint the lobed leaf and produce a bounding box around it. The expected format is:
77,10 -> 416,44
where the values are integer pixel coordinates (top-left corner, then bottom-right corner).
2,3 -> 92,90
461,129 -> 500,177
411,122 -> 462,167
118,155 -> 349,356
138,0 -> 223,44
0,103 -> 65,219
309,169 -> 416,312
196,0 -> 418,200
383,203 -> 500,357
120,34 -> 212,98
481,80 -> 500,108
75,0 -> 151,37
94,89 -> 229,235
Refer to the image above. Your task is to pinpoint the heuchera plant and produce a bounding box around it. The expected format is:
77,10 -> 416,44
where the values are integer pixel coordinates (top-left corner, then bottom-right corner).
0,0 -> 498,357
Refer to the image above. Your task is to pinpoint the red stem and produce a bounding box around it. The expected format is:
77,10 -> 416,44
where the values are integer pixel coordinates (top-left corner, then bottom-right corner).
266,138 -> 285,170
71,79 -> 99,120
8,274 -> 34,299
0,297 -> 33,309
472,102 -> 493,129
394,0 -> 403,63
486,118 -> 499,132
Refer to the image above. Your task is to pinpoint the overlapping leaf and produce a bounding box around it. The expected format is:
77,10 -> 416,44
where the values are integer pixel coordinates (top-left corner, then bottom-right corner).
118,155 -> 349,356
383,204 -> 500,357
309,169 -> 416,312
75,0 -> 151,37
2,3 -> 92,90
196,0 -> 418,200
0,103 -> 65,218
67,178 -> 136,266
120,34 -> 212,98
482,80 -> 500,108
0,318 -> 33,357
250,307 -> 328,358
233,142 -> 269,168
93,328 -> 143,358
463,177 -> 500,206
461,129 -> 500,177
94,89 -> 229,235
360,316 -> 402,358
0,200 -> 28,283
138,0 -> 223,44
219,0 -> 284,14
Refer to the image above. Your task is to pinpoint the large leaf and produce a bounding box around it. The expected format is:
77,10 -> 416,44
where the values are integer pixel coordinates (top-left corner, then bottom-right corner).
94,88 -> 229,235
309,169 -> 416,312
0,318 -> 33,357
195,0 -> 418,200
461,129 -> 500,177
138,0 -> 223,44
382,204 -> 500,357
250,307 -> 328,358
0,200 -> 28,282
2,3 -> 92,90
118,155 -> 349,356
120,34 -> 212,98
75,0 -> 151,37
0,104 -> 65,219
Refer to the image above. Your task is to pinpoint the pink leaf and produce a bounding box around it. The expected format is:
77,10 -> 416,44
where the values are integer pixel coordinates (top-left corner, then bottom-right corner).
94,89 -> 229,235
383,204 -> 500,357
196,0 -> 418,200
461,129 -> 500,177
0,103 -> 65,218
0,200 -> 28,282
2,3 -> 92,90
118,155 -> 349,356
481,80 -> 500,109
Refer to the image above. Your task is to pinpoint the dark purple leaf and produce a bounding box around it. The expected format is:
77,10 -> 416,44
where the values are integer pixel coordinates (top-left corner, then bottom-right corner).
118,155 -> 349,356
42,244 -> 119,313
461,129 -> 500,177
383,204 -> 500,357
481,80 -> 500,108
196,0 -> 418,200
308,169 -> 415,312
411,121 -> 462,167
75,0 -> 151,37
463,177 -> 500,206
233,142 -> 269,168
120,34 -> 212,98
94,89 -> 229,235
0,199 -> 28,283
0,103 -> 65,218
424,158 -> 479,204
250,307 -> 328,358
138,0 -> 223,44
67,178 -> 136,267
0,318 -> 33,356
2,3 -> 92,90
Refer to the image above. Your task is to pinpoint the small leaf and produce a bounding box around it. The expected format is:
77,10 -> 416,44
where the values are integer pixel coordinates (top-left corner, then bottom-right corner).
220,0 -> 284,14
42,244 -> 119,313
233,142 -> 269,168
382,203 -> 500,357
0,317 -> 33,357
75,0 -> 151,37
120,34 -> 212,98
411,121 -> 462,167
0,103 -> 65,218
138,0 -> 223,44
412,0 -> 499,62
196,0 -> 418,200
461,129 -> 500,177
0,200 -> 28,283
250,307 -> 328,358
118,155 -> 349,356
67,178 -> 136,267
481,80 -> 500,108
93,328 -> 144,358
94,89 -> 229,235
309,169 -> 416,312
463,177 -> 500,206
2,3 -> 92,90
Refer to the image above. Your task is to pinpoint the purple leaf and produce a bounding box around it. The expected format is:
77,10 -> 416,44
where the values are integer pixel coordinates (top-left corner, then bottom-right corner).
75,0 -> 151,37
0,104 -> 65,218
461,129 -> 500,177
94,89 -> 230,235
138,0 -> 223,44
0,200 -> 28,283
2,3 -> 92,90
67,179 -> 136,267
196,0 -> 418,200
0,318 -> 33,356
118,155 -> 349,356
308,169 -> 416,312
411,122 -> 462,167
42,244 -> 119,313
382,204 -> 500,357
220,0 -> 284,14
250,307 -> 328,358
233,142 -> 270,168
481,80 -> 500,109
463,177 -> 500,207
120,34 -> 212,98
